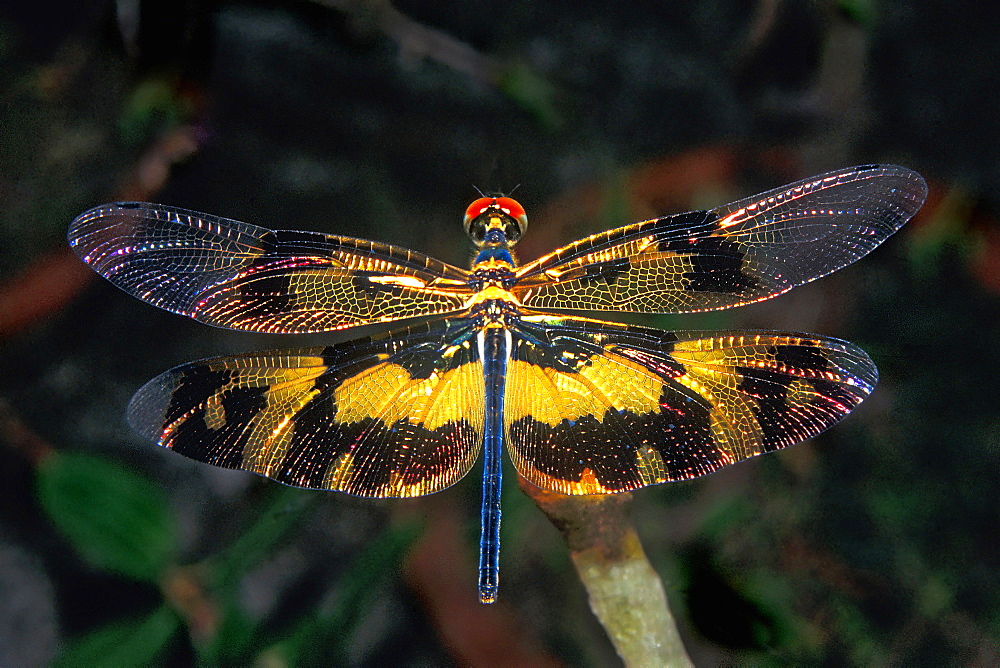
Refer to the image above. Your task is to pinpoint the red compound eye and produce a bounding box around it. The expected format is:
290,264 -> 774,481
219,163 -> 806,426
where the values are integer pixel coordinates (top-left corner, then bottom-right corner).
464,197 -> 496,222
463,196 -> 528,246
494,197 -> 526,221
463,197 -> 528,223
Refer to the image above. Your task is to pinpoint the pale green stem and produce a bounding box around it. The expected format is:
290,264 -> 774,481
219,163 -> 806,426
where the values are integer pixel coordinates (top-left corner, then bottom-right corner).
519,479 -> 693,667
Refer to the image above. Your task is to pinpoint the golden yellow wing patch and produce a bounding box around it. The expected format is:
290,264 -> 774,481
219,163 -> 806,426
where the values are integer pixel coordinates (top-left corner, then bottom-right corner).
505,316 -> 877,495
128,321 -> 484,498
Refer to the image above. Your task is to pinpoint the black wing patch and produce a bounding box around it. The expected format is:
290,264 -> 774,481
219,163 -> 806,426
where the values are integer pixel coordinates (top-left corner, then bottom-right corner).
504,315 -> 877,494
514,165 -> 926,313
128,319 -> 484,497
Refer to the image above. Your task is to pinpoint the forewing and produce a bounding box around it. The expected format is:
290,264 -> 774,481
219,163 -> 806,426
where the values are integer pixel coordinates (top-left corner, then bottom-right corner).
506,315 -> 877,494
514,164 -> 926,313
128,319 -> 484,497
69,202 -> 471,333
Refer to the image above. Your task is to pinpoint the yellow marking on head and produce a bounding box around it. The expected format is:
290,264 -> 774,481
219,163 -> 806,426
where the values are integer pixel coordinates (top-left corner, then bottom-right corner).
473,257 -> 516,271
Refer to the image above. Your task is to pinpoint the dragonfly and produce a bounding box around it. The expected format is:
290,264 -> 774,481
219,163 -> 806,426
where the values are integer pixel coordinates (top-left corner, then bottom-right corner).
69,164 -> 926,603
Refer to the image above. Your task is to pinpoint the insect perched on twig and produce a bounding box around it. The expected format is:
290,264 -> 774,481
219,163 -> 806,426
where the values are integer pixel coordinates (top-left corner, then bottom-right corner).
69,164 -> 926,603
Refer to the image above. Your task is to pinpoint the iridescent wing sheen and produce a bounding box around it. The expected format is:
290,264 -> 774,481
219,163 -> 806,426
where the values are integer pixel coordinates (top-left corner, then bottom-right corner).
68,202 -> 472,333
505,315 -> 876,495
127,319 -> 484,497
513,164 -> 927,313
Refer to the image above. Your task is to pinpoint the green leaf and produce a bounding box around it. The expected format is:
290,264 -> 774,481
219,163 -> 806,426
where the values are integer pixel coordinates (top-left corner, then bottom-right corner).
36,452 -> 176,581
118,78 -> 190,146
195,605 -> 258,667
195,487 -> 316,664
497,63 -> 563,129
52,604 -> 181,668
838,0 -> 877,27
698,494 -> 753,541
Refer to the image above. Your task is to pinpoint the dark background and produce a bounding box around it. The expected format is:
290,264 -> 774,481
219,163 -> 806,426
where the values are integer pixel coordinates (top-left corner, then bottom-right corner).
1,1 -> 998,665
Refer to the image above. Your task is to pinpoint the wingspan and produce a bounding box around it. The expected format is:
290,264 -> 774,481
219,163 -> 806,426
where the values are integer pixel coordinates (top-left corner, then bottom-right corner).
513,164 -> 926,313
128,319 -> 484,497
69,202 -> 472,333
505,315 -> 877,495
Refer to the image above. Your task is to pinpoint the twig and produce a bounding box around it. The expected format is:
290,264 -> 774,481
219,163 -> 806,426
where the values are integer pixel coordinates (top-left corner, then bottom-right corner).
0,249 -> 93,339
310,0 -> 561,126
0,124 -> 203,339
519,477 -> 693,667
312,0 -> 500,82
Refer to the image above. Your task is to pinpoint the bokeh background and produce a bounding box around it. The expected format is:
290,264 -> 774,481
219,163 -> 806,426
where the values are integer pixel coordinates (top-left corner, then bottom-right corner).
2,1 -> 998,665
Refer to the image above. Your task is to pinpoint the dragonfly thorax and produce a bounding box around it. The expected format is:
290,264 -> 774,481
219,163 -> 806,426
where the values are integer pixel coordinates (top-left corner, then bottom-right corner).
463,283 -> 522,313
467,291 -> 522,328
469,259 -> 517,291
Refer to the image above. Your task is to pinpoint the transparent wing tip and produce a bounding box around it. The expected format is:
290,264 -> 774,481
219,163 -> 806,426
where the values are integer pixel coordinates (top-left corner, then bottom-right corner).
126,371 -> 179,446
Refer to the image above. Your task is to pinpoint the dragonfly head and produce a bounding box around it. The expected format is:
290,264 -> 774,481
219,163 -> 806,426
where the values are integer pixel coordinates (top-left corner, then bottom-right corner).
463,196 -> 528,249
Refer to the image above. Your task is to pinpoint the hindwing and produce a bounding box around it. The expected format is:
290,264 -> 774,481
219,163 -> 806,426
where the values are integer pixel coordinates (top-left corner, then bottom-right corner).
505,315 -> 877,494
128,319 -> 484,497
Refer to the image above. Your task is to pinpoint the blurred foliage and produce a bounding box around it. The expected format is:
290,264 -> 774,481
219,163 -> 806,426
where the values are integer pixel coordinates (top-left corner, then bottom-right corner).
119,77 -> 193,147
497,62 -> 563,130
37,452 -> 176,582
265,521 -> 423,666
39,455 -> 421,664
907,187 -> 982,275
53,604 -> 181,668
838,0 -> 877,27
